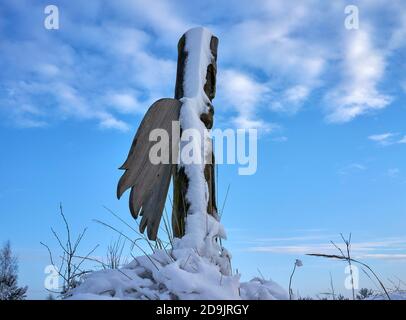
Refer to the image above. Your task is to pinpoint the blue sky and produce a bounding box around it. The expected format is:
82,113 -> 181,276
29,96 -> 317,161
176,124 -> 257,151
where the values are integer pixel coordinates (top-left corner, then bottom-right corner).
0,0 -> 406,299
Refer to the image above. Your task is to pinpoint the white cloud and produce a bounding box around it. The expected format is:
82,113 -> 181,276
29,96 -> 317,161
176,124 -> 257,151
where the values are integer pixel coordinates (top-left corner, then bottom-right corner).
221,9 -> 326,84
131,53 -> 176,96
252,235 -> 329,242
362,254 -> 406,260
388,8 -> 406,50
339,163 -> 367,175
0,5 -> 174,131
53,83 -> 133,131
219,69 -> 274,132
106,92 -> 141,114
368,132 -> 406,146
113,0 -> 189,45
368,133 -> 396,145
284,85 -> 310,104
99,114 -> 130,132
108,27 -> 150,56
14,118 -> 48,129
325,29 -> 392,123
220,70 -> 268,110
270,85 -> 310,114
10,104 -> 48,128
221,16 -> 325,114
7,80 -> 133,132
210,2 -> 333,118
247,235 -> 406,261
1,0 -> 405,131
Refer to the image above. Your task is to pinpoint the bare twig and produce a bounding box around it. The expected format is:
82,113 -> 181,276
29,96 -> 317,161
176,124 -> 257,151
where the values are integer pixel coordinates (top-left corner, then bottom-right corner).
41,204 -> 94,296
289,264 -> 297,300
220,184 -> 231,217
288,259 -> 303,300
340,233 -> 355,300
329,272 -> 336,300
94,219 -> 159,271
103,206 -> 156,254
306,253 -> 390,300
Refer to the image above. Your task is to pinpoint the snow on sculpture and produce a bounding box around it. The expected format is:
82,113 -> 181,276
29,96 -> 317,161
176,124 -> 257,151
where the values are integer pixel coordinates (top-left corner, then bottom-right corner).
116,24 -> 232,284
69,27 -> 288,300
117,27 -> 220,249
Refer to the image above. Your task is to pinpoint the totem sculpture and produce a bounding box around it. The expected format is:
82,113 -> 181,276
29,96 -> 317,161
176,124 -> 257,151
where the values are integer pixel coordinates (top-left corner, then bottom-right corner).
117,27 -> 218,243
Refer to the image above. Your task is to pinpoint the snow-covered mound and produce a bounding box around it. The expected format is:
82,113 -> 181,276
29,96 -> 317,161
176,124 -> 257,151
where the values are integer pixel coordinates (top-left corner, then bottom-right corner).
240,277 -> 288,300
68,245 -> 288,300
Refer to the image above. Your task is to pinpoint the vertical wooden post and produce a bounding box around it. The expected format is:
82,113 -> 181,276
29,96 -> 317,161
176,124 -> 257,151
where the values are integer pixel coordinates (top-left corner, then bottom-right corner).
172,33 -> 219,238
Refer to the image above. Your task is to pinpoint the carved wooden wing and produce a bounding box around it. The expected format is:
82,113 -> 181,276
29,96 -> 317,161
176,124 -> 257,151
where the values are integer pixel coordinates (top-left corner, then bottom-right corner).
117,98 -> 181,240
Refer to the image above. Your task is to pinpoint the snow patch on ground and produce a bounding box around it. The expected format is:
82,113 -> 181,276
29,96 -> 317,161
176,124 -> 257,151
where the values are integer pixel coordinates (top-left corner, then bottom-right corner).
240,277 -> 289,300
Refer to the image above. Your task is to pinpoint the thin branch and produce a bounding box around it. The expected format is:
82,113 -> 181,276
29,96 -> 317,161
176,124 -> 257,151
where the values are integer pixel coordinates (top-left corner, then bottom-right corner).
94,219 -> 159,271
59,203 -> 72,254
329,272 -> 336,300
288,263 -> 297,300
103,206 -> 156,254
72,244 -> 100,276
306,253 -> 391,300
343,233 -> 355,300
220,184 -> 231,217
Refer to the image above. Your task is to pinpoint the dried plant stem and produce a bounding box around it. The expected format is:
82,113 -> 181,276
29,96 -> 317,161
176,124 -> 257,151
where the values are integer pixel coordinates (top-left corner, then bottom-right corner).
289,263 -> 297,300
307,253 -> 390,300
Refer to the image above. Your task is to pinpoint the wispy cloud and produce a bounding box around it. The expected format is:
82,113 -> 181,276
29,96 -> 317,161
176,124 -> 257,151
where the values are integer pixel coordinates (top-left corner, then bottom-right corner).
369,133 -> 396,145
339,163 -> 367,175
0,1 -> 180,131
368,133 -> 406,146
105,91 -> 142,114
362,254 -> 406,260
253,235 -> 330,242
98,114 -> 130,132
1,1 -> 405,131
247,235 -> 406,261
219,2 -> 328,117
218,69 -> 274,132
114,0 -> 189,45
270,85 -> 310,115
388,5 -> 406,50
325,28 -> 392,123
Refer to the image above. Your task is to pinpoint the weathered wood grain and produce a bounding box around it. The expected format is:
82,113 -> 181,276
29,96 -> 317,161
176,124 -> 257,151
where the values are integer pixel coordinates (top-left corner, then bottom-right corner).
117,98 -> 181,240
